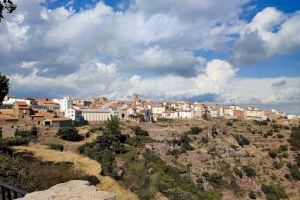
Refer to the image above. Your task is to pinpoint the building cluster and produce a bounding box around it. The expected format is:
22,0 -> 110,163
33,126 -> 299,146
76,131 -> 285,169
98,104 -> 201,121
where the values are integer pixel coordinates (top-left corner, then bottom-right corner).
0,96 -> 299,130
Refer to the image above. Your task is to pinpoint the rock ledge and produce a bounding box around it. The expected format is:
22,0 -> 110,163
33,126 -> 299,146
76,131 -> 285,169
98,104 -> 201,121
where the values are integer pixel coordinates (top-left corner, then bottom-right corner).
17,180 -> 116,200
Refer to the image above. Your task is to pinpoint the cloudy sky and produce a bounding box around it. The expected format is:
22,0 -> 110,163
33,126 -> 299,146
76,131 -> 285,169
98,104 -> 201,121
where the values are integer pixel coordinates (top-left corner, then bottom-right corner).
0,0 -> 300,114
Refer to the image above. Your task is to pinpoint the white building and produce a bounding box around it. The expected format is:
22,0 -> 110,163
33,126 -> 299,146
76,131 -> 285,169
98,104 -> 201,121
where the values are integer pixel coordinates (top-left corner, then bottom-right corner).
178,110 -> 194,119
244,108 -> 266,121
152,105 -> 165,116
54,97 -> 73,112
65,108 -> 83,121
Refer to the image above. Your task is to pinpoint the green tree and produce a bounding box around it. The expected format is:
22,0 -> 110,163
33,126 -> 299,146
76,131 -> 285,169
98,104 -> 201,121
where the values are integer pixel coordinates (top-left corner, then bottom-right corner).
104,116 -> 121,136
0,72 -> 9,104
0,0 -> 16,22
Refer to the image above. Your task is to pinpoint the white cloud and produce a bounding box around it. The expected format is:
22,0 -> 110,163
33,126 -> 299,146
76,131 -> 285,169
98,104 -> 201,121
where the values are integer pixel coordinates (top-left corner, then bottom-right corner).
0,0 -> 299,113
235,7 -> 300,62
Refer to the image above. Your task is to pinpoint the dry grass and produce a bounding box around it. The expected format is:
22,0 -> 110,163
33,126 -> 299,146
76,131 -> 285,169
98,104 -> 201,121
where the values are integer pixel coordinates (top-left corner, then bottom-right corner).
12,145 -> 139,200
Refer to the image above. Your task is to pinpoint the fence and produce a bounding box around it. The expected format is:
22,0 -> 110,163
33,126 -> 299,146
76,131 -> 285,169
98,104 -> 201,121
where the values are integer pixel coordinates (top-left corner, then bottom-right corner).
0,183 -> 26,200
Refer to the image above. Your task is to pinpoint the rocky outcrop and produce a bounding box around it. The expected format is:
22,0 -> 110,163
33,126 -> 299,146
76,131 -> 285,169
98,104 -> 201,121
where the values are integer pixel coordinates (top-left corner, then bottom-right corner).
17,180 -> 116,200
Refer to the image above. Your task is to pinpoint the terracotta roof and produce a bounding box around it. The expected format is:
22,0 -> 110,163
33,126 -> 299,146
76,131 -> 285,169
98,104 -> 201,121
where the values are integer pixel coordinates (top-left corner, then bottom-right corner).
15,101 -> 28,106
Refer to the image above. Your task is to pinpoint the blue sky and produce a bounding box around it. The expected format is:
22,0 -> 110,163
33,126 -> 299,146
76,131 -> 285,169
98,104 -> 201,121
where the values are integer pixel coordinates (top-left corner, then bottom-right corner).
0,0 -> 299,114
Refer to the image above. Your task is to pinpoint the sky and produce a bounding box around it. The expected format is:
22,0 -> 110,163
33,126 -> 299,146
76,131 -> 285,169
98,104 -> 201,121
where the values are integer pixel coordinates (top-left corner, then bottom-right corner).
0,0 -> 300,114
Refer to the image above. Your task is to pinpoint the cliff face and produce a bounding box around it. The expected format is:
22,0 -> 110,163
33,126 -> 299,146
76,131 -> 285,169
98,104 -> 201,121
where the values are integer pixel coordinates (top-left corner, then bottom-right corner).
17,180 -> 117,200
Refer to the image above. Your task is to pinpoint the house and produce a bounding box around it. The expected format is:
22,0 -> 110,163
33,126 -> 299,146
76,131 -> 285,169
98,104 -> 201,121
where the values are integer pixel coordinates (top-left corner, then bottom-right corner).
41,117 -> 72,127
152,104 -> 165,117
65,108 -> 83,121
178,110 -> 194,119
244,108 -> 266,121
31,99 -> 60,112
162,111 -> 179,119
53,97 -> 73,112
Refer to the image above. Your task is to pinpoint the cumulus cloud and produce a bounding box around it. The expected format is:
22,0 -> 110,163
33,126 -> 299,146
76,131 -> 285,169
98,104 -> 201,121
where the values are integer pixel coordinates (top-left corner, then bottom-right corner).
235,7 -> 300,62
0,0 -> 299,113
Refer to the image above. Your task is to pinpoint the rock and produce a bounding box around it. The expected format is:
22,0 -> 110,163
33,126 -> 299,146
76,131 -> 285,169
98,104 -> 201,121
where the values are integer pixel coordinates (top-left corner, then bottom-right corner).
17,180 -> 116,200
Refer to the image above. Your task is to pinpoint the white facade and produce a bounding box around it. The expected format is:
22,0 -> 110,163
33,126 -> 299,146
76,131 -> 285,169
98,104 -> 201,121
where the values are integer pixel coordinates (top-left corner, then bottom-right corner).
58,97 -> 73,112
178,110 -> 194,119
162,111 -> 179,119
245,109 -> 266,121
65,108 -> 82,121
81,110 -> 111,122
152,106 -> 165,116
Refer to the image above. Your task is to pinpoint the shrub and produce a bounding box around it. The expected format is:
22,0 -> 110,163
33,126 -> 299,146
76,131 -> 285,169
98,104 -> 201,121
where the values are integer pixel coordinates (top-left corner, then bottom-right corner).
126,136 -> 153,147
0,153 -> 99,193
15,126 -> 38,140
201,136 -> 209,144
49,143 -> 64,151
273,161 -> 282,169
249,190 -> 257,199
57,127 -> 84,141
288,126 -> 300,150
131,126 -> 149,136
295,153 -> 300,167
233,167 -> 243,178
205,173 -> 223,187
189,127 -> 202,135
6,136 -> 29,146
242,166 -> 256,178
278,145 -> 288,152
289,164 -> 300,180
261,184 -> 287,200
234,134 -> 250,147
268,150 -> 277,159
277,134 -> 284,139
226,121 -> 233,126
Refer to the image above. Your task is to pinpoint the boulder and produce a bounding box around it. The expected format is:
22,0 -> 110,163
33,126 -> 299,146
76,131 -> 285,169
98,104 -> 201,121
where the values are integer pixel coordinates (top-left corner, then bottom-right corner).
17,180 -> 116,200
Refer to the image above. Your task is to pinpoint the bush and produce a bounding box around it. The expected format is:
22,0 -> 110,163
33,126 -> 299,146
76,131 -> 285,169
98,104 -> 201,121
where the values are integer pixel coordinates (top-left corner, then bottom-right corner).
201,136 -> 209,144
6,136 -> 29,146
234,135 -> 250,147
126,136 -> 153,147
288,126 -> 300,150
0,153 -> 99,193
249,190 -> 257,199
15,126 -> 38,138
295,153 -> 300,167
57,127 -> 84,141
233,167 -> 243,178
277,134 -> 284,139
205,173 -> 223,187
278,145 -> 288,152
268,150 -> 277,159
289,164 -> 300,180
131,126 -> 149,136
189,127 -> 202,135
242,166 -> 256,178
49,143 -> 64,151
273,161 -> 282,169
261,184 -> 287,200
226,121 -> 233,126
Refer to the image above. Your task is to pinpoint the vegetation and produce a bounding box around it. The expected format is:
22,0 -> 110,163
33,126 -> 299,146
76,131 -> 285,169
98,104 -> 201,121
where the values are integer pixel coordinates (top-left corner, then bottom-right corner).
226,121 -> 233,126
268,150 -> 277,159
187,127 -> 203,135
261,184 -> 287,200
0,72 -> 9,103
49,143 -> 64,151
131,126 -> 149,136
288,164 -> 300,180
288,126 -> 300,150
0,153 -> 99,193
241,166 -> 256,178
234,134 -> 250,147
0,0 -> 16,22
249,190 -> 257,199
57,127 -> 84,141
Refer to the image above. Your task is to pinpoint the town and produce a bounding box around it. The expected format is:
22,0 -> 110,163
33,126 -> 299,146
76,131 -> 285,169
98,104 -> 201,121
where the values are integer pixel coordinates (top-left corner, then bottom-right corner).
0,95 -> 298,138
